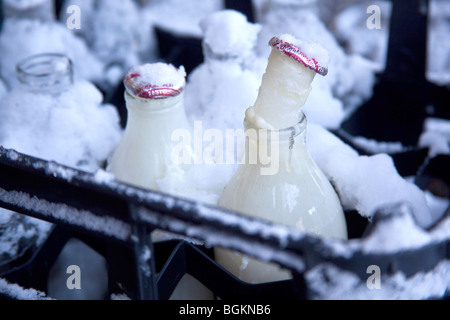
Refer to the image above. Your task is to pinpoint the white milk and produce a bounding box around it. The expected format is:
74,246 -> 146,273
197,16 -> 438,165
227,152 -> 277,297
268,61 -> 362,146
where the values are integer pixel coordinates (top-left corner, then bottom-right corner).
107,63 -> 191,190
215,35 -> 347,284
107,63 -> 213,300
107,90 -> 191,190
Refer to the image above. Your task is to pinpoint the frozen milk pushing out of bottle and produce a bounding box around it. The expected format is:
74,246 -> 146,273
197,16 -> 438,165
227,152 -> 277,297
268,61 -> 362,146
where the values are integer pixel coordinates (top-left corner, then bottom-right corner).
215,34 -> 348,284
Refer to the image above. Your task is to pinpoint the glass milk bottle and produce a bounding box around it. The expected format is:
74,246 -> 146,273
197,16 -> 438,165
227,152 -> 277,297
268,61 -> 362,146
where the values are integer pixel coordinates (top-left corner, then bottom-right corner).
107,63 -> 213,300
107,63 -> 191,191
215,35 -> 348,284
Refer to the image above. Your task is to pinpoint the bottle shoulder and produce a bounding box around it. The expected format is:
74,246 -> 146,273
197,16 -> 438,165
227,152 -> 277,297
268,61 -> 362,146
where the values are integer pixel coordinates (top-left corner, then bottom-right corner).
219,160 -> 347,239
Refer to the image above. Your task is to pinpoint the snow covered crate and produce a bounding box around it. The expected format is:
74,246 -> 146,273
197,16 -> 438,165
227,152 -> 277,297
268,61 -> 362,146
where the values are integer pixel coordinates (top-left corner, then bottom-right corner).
0,146 -> 449,300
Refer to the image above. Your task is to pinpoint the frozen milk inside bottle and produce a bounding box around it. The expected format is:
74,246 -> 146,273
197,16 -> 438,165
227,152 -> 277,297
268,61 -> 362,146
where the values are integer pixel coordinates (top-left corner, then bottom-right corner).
107,63 -> 213,299
215,35 -> 348,284
107,63 -> 192,190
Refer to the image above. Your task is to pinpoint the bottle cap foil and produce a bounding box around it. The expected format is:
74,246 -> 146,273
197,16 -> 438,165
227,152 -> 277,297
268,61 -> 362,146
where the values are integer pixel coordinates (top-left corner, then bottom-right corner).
124,63 -> 186,99
269,36 -> 328,76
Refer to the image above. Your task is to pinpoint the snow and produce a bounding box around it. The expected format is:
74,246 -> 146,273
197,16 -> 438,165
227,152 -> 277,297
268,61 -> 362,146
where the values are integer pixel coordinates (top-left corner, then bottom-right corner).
360,203 -> 432,254
3,0 -> 49,10
0,278 -> 54,300
349,135 -> 405,154
305,260 -> 450,300
0,210 -> 39,262
424,191 -> 450,225
185,9 -> 264,131
427,0 -> 450,85
0,79 -> 122,172
332,0 -> 450,87
278,33 -> 330,67
332,1 -> 391,71
431,214 -> 450,243
125,63 -> 186,96
0,207 -> 53,267
138,204 -> 307,274
201,10 -> 261,59
59,0 -> 154,90
93,169 -> 116,185
140,0 -> 224,37
0,18 -> 103,88
0,188 -> 132,242
194,202 -> 301,249
110,293 -> 131,300
419,117 -> 450,157
307,123 -> 433,228
177,10 -> 265,205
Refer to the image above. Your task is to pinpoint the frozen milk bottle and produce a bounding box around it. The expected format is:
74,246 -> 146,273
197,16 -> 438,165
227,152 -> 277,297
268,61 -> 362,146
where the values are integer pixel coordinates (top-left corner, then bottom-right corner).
107,63 -> 192,190
107,63 -> 213,299
215,35 -> 348,284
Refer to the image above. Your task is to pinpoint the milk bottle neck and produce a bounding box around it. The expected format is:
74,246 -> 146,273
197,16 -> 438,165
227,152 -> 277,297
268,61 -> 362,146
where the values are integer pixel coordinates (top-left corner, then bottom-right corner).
243,112 -> 308,171
124,90 -> 188,132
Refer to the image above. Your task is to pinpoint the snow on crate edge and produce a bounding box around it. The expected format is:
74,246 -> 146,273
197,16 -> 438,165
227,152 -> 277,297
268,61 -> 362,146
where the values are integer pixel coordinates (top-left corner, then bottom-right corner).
181,221 -> 307,273
305,259 -> 450,300
0,278 -> 54,300
2,148 -> 79,183
359,203 -> 432,254
306,123 -> 433,229
0,188 -> 131,241
194,202 -> 305,248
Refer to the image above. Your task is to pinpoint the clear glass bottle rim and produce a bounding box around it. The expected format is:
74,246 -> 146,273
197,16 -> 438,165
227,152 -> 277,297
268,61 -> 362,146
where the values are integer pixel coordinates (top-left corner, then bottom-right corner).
16,53 -> 72,79
16,53 -> 73,92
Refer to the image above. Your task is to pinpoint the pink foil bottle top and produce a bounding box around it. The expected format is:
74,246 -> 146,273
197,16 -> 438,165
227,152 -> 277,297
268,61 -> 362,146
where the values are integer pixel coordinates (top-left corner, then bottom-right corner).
269,36 -> 329,76
124,63 -> 186,99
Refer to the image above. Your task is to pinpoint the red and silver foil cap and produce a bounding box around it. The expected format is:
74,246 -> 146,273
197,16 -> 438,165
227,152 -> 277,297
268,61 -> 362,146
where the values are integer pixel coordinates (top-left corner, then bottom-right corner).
124,63 -> 186,99
269,36 -> 329,76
